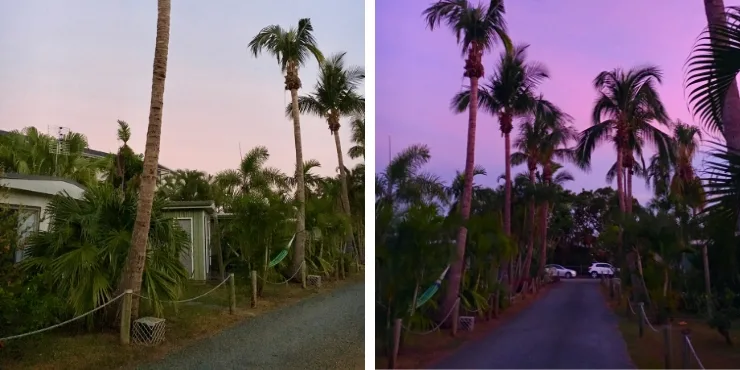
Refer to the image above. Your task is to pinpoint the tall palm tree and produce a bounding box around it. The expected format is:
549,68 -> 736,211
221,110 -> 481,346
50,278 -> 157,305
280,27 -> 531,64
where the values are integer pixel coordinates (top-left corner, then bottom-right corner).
422,0 -> 511,315
119,0 -> 171,320
289,52 -> 364,262
576,66 -> 670,215
510,103 -> 572,278
249,19 -> 323,279
696,1 -> 740,151
534,106 -> 576,275
452,45 -> 547,238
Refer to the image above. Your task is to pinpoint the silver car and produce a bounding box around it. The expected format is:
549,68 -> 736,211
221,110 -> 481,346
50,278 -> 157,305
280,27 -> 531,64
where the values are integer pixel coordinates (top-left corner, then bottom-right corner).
545,264 -> 577,278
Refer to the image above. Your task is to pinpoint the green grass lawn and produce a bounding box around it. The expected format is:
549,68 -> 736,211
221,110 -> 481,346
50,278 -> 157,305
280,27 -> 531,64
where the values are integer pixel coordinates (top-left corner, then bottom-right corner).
0,273 -> 362,370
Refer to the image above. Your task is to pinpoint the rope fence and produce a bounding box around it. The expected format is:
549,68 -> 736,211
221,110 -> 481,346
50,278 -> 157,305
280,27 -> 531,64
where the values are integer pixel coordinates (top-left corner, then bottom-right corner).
624,297 -> 706,370
402,298 -> 459,335
0,292 -> 127,342
1,262 -> 322,346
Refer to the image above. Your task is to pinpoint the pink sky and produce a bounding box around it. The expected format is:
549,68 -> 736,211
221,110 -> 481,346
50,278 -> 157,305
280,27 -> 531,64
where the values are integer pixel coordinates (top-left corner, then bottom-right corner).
375,0 -> 738,203
0,1 -> 364,177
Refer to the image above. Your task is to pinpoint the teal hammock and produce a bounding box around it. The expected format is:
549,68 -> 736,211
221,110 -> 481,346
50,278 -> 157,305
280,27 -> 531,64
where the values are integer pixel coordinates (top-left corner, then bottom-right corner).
267,233 -> 296,268
413,265 -> 450,309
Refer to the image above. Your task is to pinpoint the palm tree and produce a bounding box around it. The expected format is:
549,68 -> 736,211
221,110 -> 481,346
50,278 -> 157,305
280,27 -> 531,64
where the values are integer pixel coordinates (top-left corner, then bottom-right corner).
348,113 -> 365,160
451,45 -> 547,238
249,18 -> 324,279
510,104 -> 572,279
158,169 -> 213,201
422,0 -> 512,315
533,106 -> 576,275
695,1 -> 740,151
214,146 -> 287,208
289,52 -> 364,263
119,0 -> 171,320
576,66 -> 670,215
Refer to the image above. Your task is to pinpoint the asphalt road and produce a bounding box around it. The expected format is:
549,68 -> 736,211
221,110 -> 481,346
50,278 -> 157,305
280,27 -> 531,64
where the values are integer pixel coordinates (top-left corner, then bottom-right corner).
140,283 -> 364,370
433,280 -> 633,369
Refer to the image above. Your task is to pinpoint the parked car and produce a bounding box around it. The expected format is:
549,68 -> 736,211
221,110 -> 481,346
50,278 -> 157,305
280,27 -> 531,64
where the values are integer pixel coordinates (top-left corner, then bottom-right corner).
545,264 -> 577,278
588,262 -> 619,278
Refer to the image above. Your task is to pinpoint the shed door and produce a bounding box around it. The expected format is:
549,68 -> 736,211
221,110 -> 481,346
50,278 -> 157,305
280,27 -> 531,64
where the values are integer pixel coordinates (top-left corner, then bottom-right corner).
177,218 -> 194,277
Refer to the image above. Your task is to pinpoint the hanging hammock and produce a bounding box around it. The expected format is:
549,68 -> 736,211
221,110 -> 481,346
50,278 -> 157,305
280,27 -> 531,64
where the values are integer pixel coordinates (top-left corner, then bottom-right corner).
414,265 -> 450,308
267,233 -> 296,268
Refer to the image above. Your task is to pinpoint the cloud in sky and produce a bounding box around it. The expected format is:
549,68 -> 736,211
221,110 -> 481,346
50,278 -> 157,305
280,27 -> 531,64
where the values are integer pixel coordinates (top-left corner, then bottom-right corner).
0,0 -> 364,177
375,0 -> 738,204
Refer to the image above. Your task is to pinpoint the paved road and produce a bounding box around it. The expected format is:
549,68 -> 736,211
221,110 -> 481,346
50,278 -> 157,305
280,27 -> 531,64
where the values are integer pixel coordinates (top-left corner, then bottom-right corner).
433,280 -> 633,369
140,283 -> 364,370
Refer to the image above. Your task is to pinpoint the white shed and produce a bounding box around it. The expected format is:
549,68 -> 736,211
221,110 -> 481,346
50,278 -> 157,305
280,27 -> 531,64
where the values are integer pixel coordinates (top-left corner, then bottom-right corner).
0,173 -> 86,261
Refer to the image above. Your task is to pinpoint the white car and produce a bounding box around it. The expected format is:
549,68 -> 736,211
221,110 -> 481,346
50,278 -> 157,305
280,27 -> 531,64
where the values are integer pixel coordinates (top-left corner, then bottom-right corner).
545,264 -> 577,278
588,262 -> 618,278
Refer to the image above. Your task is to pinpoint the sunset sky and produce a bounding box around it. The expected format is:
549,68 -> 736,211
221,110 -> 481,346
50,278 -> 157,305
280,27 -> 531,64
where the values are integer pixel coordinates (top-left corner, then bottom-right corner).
0,0 -> 364,177
376,0 -> 738,203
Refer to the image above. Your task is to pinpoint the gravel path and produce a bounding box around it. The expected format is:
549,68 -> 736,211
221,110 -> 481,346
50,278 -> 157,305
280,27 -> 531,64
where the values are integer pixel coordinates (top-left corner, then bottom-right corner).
433,280 -> 633,369
140,283 -> 364,370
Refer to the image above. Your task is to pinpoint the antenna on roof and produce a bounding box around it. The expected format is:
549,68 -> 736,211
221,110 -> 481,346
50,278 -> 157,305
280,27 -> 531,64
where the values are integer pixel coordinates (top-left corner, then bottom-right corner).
238,142 -> 243,162
48,126 -> 70,177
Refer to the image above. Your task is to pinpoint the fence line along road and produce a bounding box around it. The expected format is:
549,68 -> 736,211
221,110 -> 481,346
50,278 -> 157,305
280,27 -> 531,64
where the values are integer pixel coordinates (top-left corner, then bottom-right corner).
259,261 -> 305,285
402,298 -> 460,335
1,274 -> 237,344
0,292 -> 126,342
136,274 -> 232,304
631,299 -> 705,370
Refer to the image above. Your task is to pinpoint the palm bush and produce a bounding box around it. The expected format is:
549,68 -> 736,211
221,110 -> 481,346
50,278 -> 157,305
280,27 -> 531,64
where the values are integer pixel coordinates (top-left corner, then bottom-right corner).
21,184 -> 189,324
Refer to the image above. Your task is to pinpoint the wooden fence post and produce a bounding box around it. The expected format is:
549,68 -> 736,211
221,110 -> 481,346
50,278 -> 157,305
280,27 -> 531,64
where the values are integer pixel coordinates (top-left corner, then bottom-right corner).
638,302 -> 645,338
681,328 -> 691,369
251,270 -> 258,308
663,323 -> 673,369
228,273 -> 236,314
389,318 -> 402,369
120,289 -> 133,345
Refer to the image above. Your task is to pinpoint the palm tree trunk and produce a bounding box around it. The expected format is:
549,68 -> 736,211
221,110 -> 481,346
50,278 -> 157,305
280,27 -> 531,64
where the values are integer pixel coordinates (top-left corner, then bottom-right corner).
504,131 -> 512,237
538,201 -> 549,275
289,85 -> 307,281
444,74 -> 480,317
702,243 -> 713,317
332,130 -> 360,263
626,169 -> 633,214
522,168 -> 536,279
119,0 -> 171,320
704,0 -> 740,152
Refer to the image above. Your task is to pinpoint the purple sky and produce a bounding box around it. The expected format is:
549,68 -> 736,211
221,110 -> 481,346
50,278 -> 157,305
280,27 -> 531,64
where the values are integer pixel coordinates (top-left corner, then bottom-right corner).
375,0 -> 739,203
0,1 -> 364,177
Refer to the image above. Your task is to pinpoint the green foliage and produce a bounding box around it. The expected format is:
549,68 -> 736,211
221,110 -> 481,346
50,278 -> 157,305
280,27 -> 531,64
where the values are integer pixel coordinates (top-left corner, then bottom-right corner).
21,185 -> 189,323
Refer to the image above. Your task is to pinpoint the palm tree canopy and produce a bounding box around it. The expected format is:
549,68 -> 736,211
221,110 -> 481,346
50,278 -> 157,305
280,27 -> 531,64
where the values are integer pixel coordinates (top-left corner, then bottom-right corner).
422,0 -> 512,56
576,65 -> 671,170
685,7 -> 740,134
248,18 -> 324,71
348,113 -> 365,159
450,45 -> 548,118
287,52 -> 365,123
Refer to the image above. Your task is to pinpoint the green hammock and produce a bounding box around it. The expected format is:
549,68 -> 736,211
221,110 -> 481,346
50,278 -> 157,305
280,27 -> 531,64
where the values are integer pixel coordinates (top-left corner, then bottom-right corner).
267,233 -> 296,268
413,265 -> 450,309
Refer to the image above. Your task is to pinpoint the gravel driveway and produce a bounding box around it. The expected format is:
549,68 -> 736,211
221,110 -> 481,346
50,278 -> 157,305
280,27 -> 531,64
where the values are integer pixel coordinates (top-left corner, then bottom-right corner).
140,283 -> 364,370
433,280 -> 633,369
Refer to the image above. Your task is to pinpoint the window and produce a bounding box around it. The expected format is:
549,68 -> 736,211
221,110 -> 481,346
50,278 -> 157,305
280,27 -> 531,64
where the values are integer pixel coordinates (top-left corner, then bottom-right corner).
13,209 -> 39,263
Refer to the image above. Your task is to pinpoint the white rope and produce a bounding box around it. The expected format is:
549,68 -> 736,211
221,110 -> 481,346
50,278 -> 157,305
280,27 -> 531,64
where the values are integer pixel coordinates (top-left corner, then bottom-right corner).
259,261 -> 305,285
137,275 -> 231,303
638,303 -> 659,332
402,298 -> 459,335
685,336 -> 706,370
0,292 -> 126,342
626,298 -> 637,314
